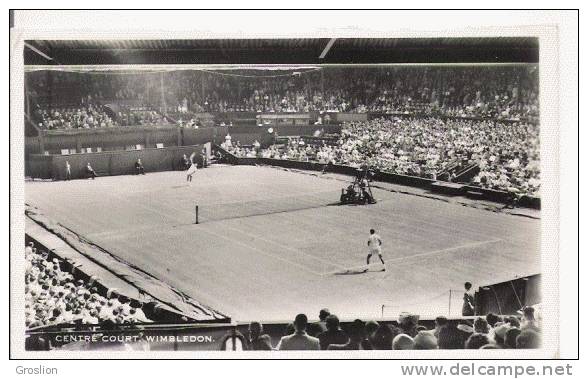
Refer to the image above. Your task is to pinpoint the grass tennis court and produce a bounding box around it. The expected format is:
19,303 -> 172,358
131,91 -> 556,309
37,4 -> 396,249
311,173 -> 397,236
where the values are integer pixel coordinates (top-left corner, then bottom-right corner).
25,165 -> 541,321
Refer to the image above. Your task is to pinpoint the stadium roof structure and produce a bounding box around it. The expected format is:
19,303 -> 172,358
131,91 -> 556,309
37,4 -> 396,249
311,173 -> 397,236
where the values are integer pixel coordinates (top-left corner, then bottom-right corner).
24,37 -> 539,66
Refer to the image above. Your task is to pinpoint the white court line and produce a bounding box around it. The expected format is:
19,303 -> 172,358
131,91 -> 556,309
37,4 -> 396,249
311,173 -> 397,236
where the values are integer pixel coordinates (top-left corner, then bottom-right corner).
323,238 -> 502,276
99,181 -> 502,279
216,192 -> 489,277
386,238 -> 503,263
94,192 -> 328,276
373,238 -> 502,300
218,222 -> 348,273
197,223 -> 326,276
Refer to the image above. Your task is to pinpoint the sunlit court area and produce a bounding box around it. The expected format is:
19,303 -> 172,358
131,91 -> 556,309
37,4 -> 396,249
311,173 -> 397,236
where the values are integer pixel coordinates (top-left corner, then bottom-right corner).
25,164 -> 540,321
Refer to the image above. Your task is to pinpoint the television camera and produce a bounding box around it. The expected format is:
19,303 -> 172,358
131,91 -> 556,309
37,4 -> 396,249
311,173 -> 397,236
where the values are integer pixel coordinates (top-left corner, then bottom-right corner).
340,165 -> 377,205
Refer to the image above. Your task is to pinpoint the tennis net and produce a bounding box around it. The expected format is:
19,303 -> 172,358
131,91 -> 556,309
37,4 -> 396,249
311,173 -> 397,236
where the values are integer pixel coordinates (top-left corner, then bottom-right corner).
195,190 -> 342,223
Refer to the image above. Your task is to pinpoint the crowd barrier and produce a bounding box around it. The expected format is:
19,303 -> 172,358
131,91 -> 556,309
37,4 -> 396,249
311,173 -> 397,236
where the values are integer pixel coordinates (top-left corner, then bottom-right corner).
328,113 -> 368,123
180,127 -> 222,146
210,111 -> 537,125
24,118 -> 539,209
32,126 -> 181,155
214,111 -> 259,126
367,112 -> 540,125
27,145 -> 205,180
257,112 -> 313,126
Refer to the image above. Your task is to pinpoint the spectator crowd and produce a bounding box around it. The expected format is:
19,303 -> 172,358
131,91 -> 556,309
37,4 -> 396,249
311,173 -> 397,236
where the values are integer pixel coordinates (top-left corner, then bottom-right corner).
27,67 -> 540,196
116,106 -> 170,127
26,238 -> 541,351
34,104 -> 118,130
27,65 -> 539,122
251,117 -> 540,196
243,307 -> 541,351
33,103 -> 171,130
25,242 -> 152,329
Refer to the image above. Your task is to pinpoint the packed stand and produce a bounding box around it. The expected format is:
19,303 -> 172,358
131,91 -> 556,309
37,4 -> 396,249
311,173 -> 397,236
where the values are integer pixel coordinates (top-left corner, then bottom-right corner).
25,242 -> 152,329
362,65 -> 539,121
26,65 -> 538,122
224,145 -> 258,158
219,134 -> 261,158
116,106 -> 170,127
258,117 -> 540,196
173,66 -> 539,119
244,307 -> 541,351
33,104 -> 118,130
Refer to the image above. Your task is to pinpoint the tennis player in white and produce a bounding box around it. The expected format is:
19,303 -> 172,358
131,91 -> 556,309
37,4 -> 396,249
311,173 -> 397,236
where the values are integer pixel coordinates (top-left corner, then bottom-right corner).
366,228 -> 386,272
186,152 -> 197,183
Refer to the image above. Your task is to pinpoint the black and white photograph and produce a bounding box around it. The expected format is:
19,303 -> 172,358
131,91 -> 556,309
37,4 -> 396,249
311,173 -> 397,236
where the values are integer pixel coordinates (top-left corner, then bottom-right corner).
8,9 -> 579,363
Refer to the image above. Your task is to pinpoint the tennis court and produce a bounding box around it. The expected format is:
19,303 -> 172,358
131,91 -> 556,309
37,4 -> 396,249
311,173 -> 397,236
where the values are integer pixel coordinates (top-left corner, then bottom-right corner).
25,165 -> 541,321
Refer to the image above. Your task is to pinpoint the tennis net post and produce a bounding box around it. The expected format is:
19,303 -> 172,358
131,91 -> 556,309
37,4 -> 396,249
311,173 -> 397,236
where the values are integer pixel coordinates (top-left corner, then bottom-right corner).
195,204 -> 199,224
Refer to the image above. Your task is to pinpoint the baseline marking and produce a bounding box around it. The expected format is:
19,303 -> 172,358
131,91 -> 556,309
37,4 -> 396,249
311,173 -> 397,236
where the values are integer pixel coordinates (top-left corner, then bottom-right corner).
196,223 -> 326,277
218,222 -> 348,273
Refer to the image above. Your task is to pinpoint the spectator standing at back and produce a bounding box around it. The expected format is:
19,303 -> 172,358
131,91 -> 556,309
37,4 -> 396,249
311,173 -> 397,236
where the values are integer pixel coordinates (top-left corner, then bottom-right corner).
431,316 -> 448,338
65,161 -> 71,181
398,312 -> 420,337
392,334 -> 415,350
308,308 -> 330,337
135,159 -> 145,175
317,314 -> 349,350
276,314 -> 320,351
516,329 -> 541,349
413,331 -> 438,350
328,319 -> 365,350
86,162 -> 97,180
486,313 -> 502,328
247,322 -> 273,351
505,327 -> 522,349
474,317 -> 490,334
362,320 -> 379,349
462,282 -> 475,316
465,333 -> 490,349
317,308 -> 330,331
437,321 -> 465,349
520,306 -> 540,332
371,323 -> 398,350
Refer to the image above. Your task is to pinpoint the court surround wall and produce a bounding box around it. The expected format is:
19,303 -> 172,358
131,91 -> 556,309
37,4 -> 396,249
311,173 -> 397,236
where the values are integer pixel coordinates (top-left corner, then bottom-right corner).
30,126 -> 226,155
27,124 -> 342,154
28,145 -> 204,180
261,158 -> 540,209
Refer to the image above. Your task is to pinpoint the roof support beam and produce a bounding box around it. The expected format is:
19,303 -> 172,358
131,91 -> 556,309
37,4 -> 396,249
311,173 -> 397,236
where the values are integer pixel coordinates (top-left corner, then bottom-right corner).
319,38 -> 336,59
24,42 -> 53,61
